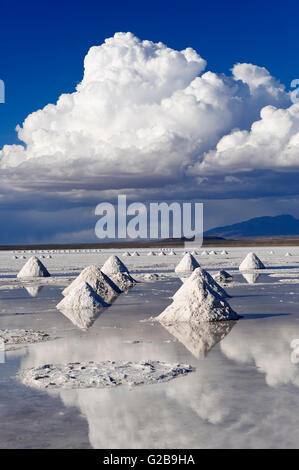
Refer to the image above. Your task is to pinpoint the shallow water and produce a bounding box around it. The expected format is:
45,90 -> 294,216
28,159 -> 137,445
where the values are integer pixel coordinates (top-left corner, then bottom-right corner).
1,248 -> 299,448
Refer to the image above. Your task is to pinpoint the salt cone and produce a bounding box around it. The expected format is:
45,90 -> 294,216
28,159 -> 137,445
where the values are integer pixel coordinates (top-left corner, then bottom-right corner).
57,281 -> 109,312
157,273 -> 240,323
175,253 -> 200,273
62,265 -> 120,302
101,255 -> 129,275
239,252 -> 265,270
17,256 -> 50,278
175,267 -> 229,300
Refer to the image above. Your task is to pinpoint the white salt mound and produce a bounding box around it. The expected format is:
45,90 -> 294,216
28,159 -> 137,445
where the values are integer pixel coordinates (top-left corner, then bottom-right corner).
175,253 -> 200,273
209,250 -> 216,255
122,252 -> 131,257
174,267 -> 229,301
213,270 -> 233,284
147,251 -> 155,256
157,272 -> 240,323
101,255 -> 129,275
131,251 -> 139,257
158,251 -> 166,256
285,252 -> 292,257
109,271 -> 136,291
18,360 -> 195,390
17,256 -> 50,278
168,250 -> 176,256
62,265 -> 120,302
201,250 -> 208,255
221,250 -> 228,255
239,252 -> 265,270
57,281 -> 109,312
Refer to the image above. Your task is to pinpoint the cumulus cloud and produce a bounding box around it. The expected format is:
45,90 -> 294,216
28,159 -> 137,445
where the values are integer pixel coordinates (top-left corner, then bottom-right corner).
192,103 -> 299,175
0,32 -> 291,195
1,32 -> 298,242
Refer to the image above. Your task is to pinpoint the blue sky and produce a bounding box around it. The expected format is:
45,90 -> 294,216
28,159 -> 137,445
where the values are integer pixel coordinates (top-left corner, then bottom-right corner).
0,0 -> 299,244
0,0 -> 297,147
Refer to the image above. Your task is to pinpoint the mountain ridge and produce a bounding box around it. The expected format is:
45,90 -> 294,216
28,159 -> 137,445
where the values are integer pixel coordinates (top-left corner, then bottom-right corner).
205,214 -> 299,238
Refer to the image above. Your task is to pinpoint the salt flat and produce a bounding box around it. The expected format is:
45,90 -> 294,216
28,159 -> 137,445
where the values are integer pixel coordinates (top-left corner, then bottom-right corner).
1,246 -> 299,448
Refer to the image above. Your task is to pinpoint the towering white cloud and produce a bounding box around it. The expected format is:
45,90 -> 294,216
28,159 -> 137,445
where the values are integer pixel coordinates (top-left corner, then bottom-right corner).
0,32 -> 292,196
194,103 -> 299,175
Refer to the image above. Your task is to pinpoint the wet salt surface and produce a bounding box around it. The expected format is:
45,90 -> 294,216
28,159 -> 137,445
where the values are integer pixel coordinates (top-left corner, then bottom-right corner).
1,247 -> 299,448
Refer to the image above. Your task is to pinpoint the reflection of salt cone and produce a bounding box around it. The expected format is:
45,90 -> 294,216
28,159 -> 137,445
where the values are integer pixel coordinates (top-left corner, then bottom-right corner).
242,272 -> 261,284
161,321 -> 236,359
58,305 -> 106,330
24,285 -> 44,297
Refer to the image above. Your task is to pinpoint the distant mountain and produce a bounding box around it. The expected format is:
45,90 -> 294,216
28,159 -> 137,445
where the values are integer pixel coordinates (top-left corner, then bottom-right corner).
205,215 -> 299,239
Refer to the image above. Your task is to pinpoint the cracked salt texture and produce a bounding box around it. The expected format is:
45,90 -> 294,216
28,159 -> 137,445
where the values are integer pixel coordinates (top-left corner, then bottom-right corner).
0,329 -> 50,346
18,360 -> 195,389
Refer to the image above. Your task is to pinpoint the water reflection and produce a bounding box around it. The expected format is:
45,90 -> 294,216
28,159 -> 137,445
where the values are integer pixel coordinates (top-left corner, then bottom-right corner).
24,285 -> 44,297
242,272 -> 261,284
17,314 -> 299,449
57,306 -> 106,330
14,268 -> 299,450
160,321 -> 236,359
220,317 -> 299,388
